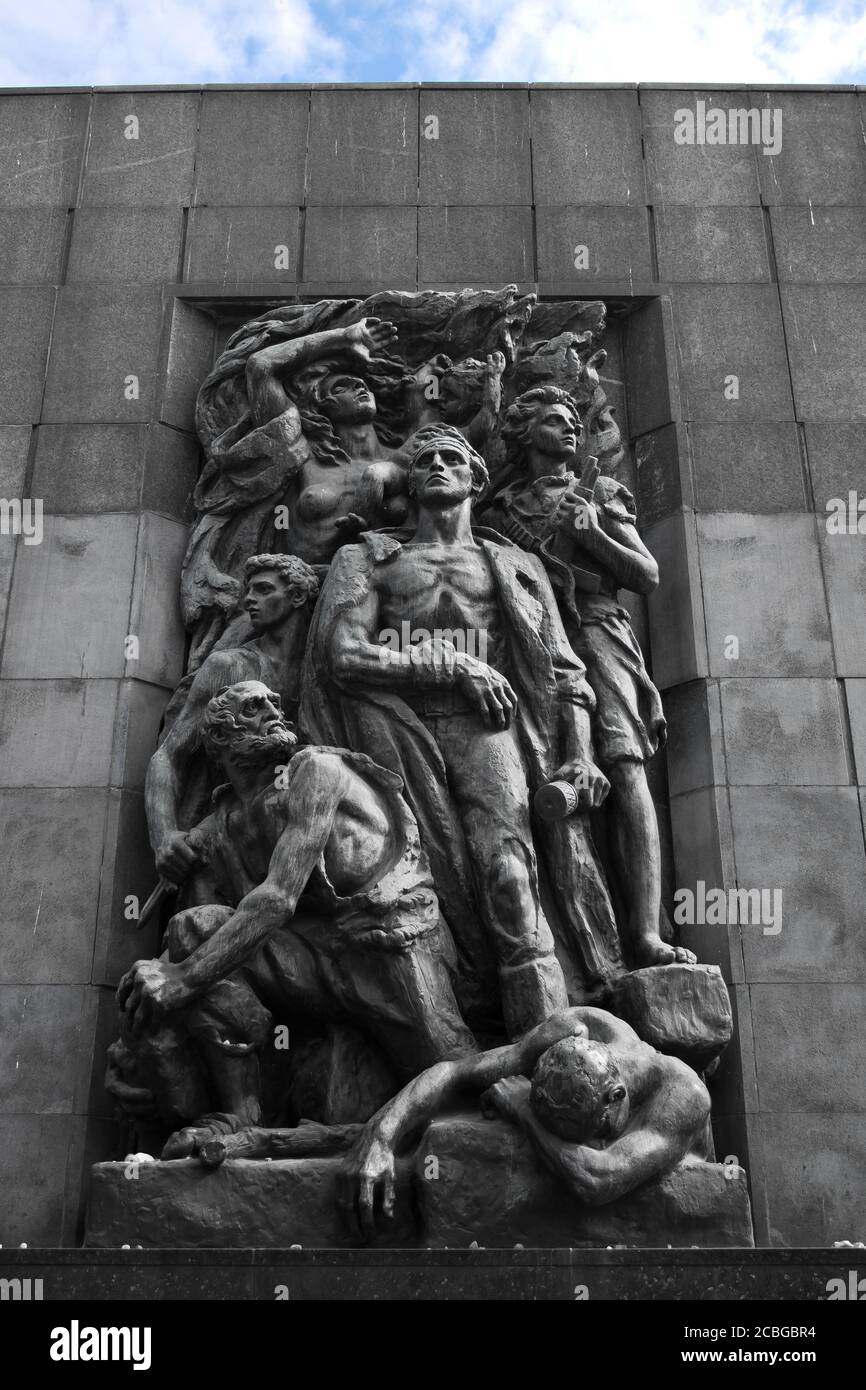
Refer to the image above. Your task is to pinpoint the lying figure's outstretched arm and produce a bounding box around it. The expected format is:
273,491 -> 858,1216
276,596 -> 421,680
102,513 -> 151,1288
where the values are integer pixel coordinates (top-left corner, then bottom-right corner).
338,1009 -> 589,1239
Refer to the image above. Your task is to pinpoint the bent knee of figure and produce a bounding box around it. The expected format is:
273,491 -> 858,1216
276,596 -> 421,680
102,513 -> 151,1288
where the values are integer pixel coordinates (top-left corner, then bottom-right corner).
186,978 -> 273,1053
488,841 -> 552,964
166,904 -> 234,962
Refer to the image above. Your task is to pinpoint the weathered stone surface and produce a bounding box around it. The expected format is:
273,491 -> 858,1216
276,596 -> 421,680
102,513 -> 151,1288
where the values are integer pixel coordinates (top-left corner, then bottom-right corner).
536,206 -> 651,282
0,1115 -> 87,1246
781,286 -> 866,422
749,981 -> 866,1112
31,422 -> 198,520
643,510 -> 709,689
771,205 -> 866,282
1,1246 -> 858,1301
688,422 -> 806,513
185,206 -> 300,285
818,531 -> 866,676
0,287 -> 55,424
109,679 -> 171,791
746,1111 -> 866,1248
126,513 -> 188,688
641,90 -> 761,205
668,786 -> 738,979
93,790 -> 164,986
0,984 -> 99,1115
417,1118 -> 752,1248
662,679 -> 725,798
33,424 -> 144,513
755,92 -> 866,206
67,208 -> 184,283
0,789 -> 107,984
86,1155 -> 417,1249
719,678 -> 849,785
303,206 -> 418,284
194,92 -> 308,206
634,422 -> 693,527
605,964 -> 733,1071
1,514 -> 138,679
655,207 -> 770,283
419,205 -> 532,283
160,299 -> 215,432
805,423 -> 866,505
730,787 -> 866,983
530,90 -> 645,206
0,679 -> 118,787
671,285 -> 793,423
42,286 -> 163,424
308,90 -> 418,205
83,93 -> 198,206
0,207 -> 68,283
696,514 -> 834,677
141,424 -> 198,521
623,296 -> 680,436
0,94 -> 88,207
846,679 -> 866,785
419,90 -> 531,204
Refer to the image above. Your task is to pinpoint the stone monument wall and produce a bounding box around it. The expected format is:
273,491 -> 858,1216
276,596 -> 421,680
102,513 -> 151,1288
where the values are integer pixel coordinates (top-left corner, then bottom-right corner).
0,82 -> 863,1247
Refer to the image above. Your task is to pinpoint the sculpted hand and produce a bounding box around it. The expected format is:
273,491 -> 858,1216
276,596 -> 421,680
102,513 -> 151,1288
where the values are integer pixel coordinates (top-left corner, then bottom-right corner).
154,830 -> 199,885
455,656 -> 518,729
559,495 -> 600,537
117,959 -> 192,1037
549,757 -> 610,810
480,1076 -> 532,1125
333,511 -> 370,537
345,316 -> 398,366
337,1131 -> 397,1242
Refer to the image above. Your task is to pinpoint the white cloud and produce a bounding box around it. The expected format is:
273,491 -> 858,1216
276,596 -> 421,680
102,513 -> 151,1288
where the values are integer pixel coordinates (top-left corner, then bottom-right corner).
0,0 -> 863,86
0,0 -> 345,86
396,0 -> 866,83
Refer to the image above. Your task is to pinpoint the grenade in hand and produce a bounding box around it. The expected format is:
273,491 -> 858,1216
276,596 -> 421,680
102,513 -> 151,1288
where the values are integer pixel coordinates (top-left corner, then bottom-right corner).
534,779 -> 581,821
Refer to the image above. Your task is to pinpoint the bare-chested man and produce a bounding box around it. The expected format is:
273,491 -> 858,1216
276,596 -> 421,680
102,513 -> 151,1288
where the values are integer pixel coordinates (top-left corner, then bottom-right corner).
303,424 -> 621,1035
119,680 -> 477,1136
338,1005 -> 710,1239
145,554 -> 319,882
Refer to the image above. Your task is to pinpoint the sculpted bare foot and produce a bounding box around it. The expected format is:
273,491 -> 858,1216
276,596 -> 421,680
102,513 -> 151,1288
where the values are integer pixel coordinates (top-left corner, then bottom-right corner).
634,934 -> 697,967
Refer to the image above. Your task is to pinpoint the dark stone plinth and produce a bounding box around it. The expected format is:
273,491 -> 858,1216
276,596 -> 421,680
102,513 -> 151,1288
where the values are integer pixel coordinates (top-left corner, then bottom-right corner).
85,1116 -> 753,1251
416,1119 -> 753,1250
0,1248 -> 857,1301
86,1156 -> 416,1250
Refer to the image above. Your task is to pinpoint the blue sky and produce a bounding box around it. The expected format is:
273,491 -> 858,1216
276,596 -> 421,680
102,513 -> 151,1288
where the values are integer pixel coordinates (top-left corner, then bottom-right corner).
0,0 -> 864,86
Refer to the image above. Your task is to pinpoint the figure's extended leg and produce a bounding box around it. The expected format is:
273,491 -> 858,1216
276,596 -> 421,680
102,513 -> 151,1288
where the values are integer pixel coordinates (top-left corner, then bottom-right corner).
606,760 -> 695,967
438,718 -> 569,1036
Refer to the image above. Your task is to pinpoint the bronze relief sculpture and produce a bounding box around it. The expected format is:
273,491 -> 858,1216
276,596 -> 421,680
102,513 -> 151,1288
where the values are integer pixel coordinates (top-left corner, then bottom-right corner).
100,286 -> 750,1249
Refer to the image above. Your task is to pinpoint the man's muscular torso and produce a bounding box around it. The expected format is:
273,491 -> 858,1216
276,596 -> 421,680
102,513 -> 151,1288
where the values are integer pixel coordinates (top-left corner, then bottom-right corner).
375,542 -> 505,668
199,750 -> 396,905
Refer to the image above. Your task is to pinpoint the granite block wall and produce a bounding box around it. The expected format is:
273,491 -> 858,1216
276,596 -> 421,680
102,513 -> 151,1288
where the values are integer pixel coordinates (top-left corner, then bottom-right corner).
0,82 -> 863,1247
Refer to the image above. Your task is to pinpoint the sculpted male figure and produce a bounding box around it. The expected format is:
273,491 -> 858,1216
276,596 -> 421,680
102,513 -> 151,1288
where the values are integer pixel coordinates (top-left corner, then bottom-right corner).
120,681 -> 477,1136
302,425 -> 626,1035
145,554 -> 319,882
484,387 -> 695,968
339,1005 -> 710,1238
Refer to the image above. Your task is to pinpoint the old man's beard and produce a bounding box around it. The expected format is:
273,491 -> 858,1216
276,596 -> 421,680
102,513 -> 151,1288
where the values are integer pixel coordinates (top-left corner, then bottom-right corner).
228,724 -> 297,770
